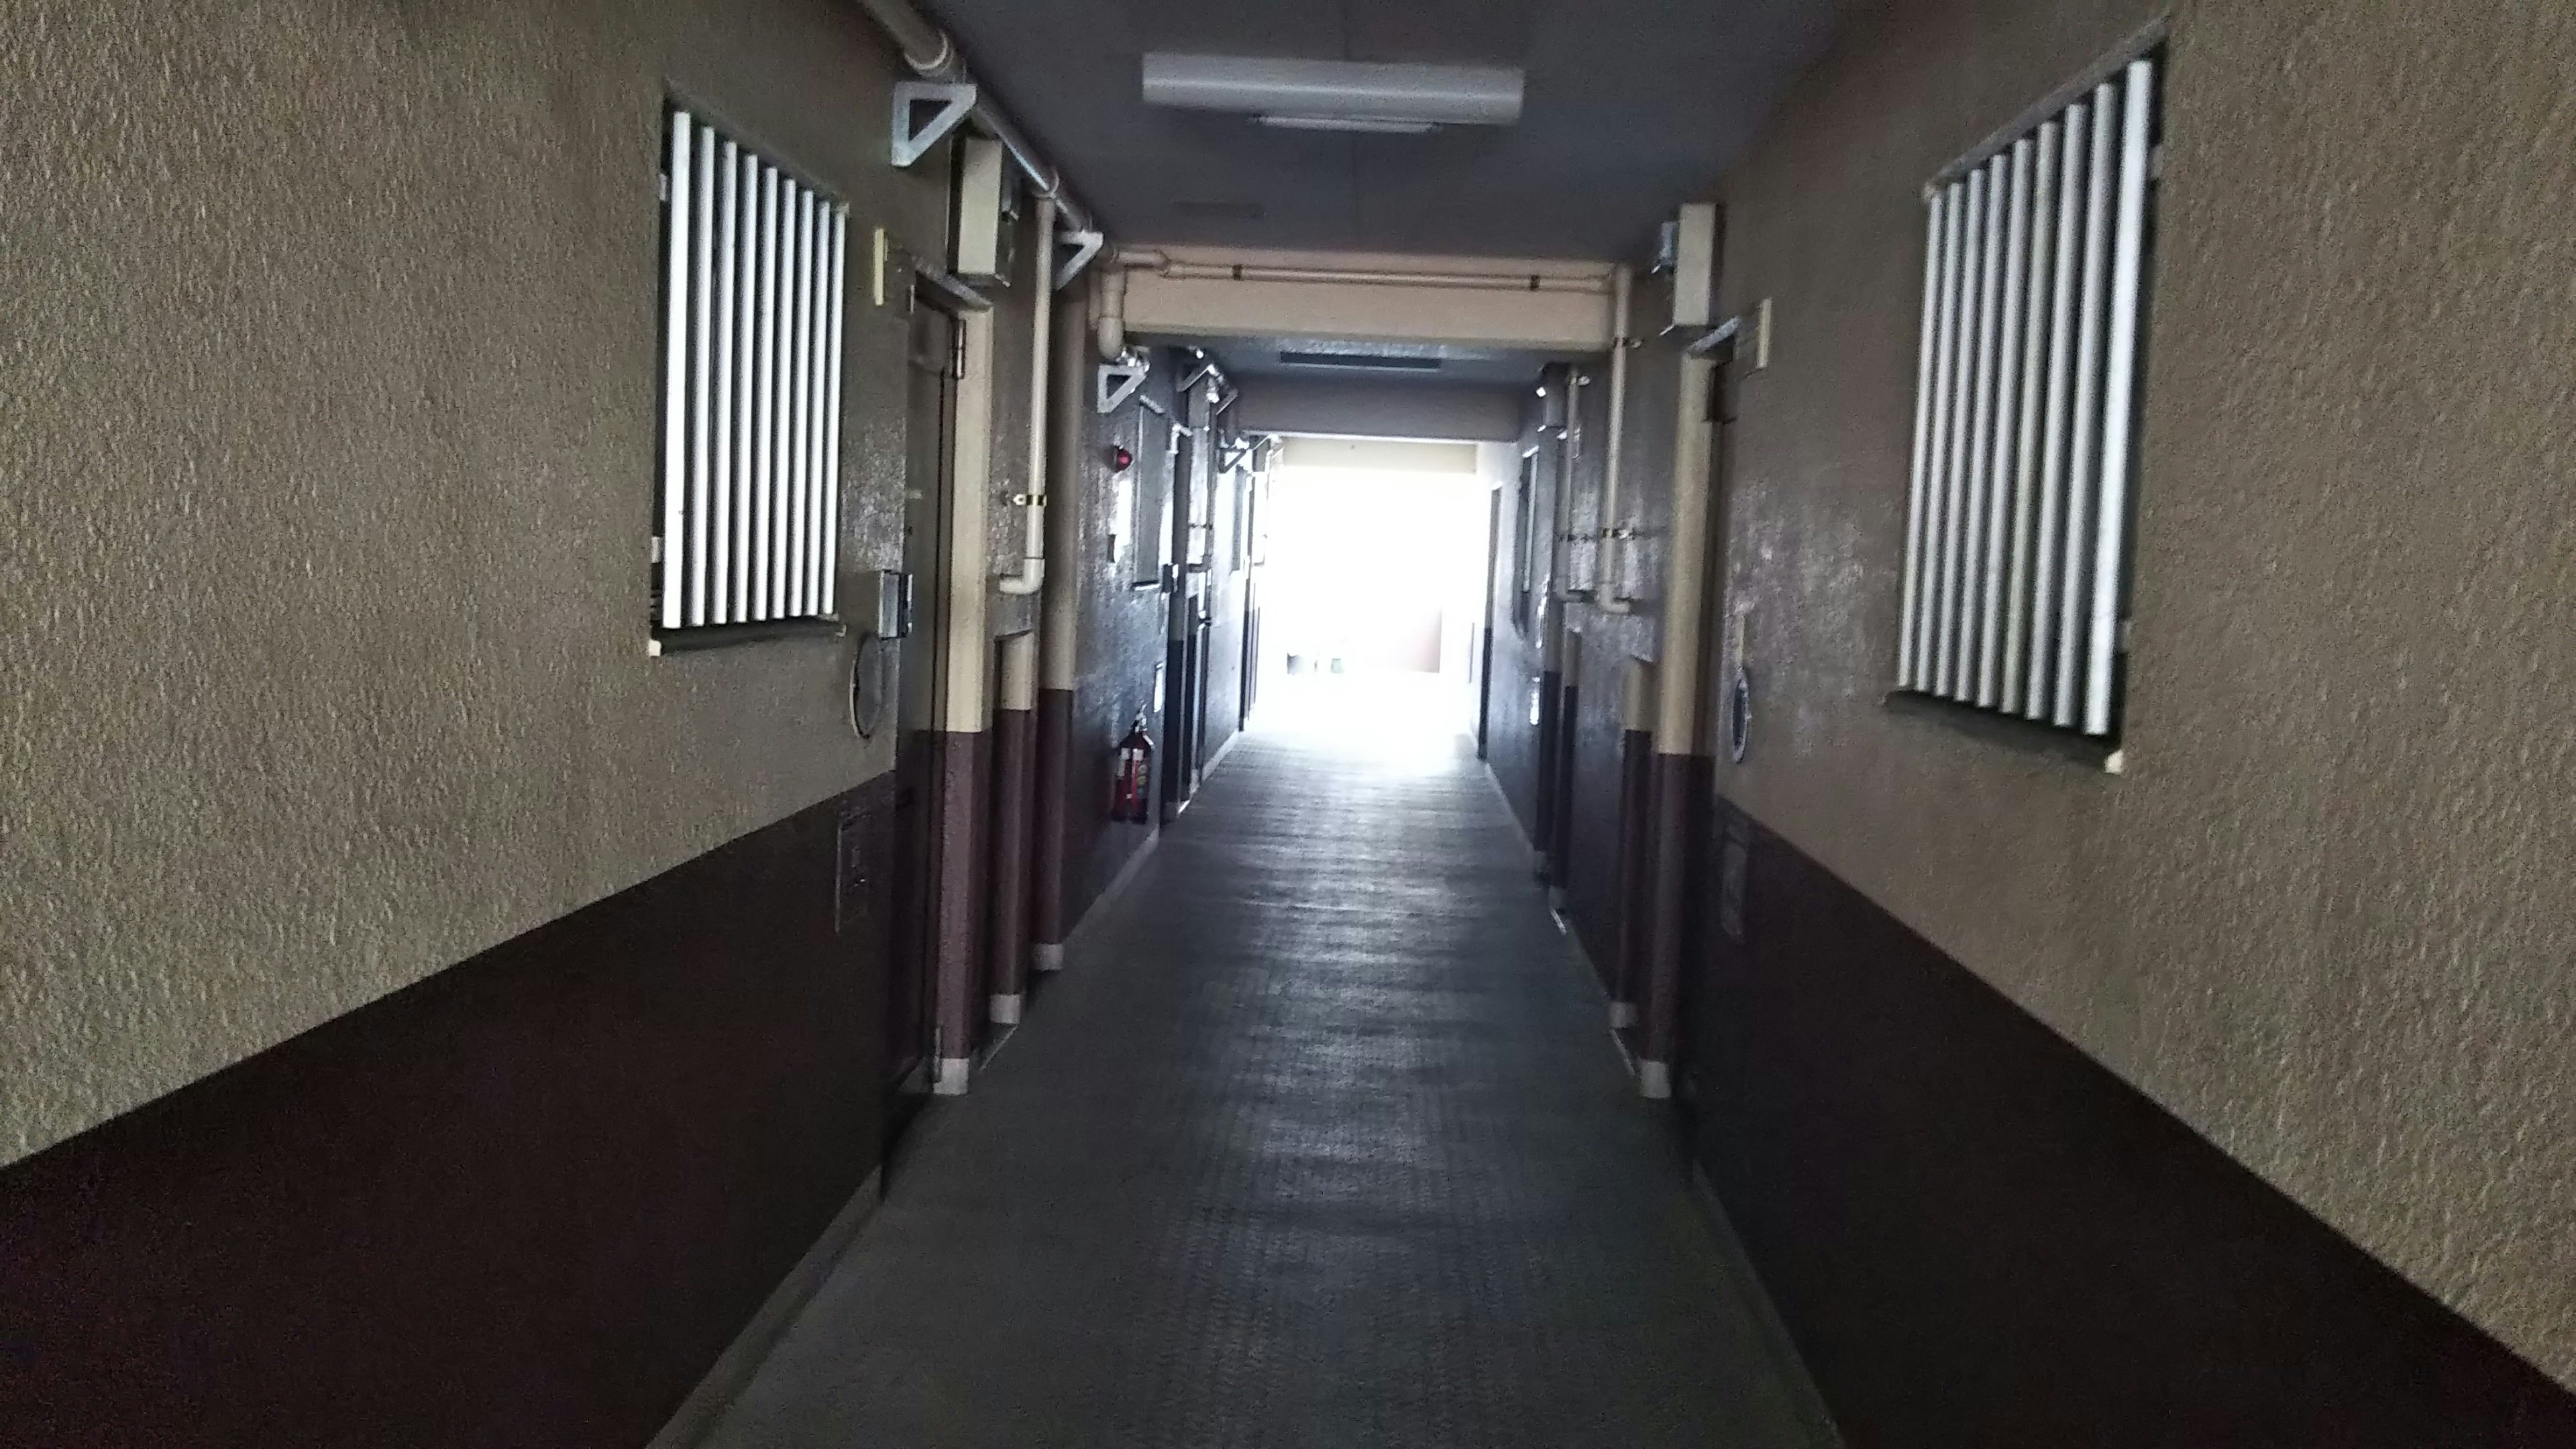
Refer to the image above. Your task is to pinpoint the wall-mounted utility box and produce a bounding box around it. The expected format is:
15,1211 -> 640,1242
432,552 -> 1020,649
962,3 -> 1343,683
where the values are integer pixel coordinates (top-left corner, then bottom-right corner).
849,568 -> 911,639
953,137 -> 1018,284
1671,202 -> 1718,329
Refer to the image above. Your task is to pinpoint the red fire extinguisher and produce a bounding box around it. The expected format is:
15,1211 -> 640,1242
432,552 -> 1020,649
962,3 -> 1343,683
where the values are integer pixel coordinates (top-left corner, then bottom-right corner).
1111,720 -> 1155,824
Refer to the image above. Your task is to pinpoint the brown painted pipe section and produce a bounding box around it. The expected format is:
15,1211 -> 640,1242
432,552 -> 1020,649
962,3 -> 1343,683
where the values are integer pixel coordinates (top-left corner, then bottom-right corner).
1611,726 -> 1654,1016
985,705 -> 1034,1022
1532,667 -> 1561,875
930,729 -> 989,1092
1029,687 -> 1073,967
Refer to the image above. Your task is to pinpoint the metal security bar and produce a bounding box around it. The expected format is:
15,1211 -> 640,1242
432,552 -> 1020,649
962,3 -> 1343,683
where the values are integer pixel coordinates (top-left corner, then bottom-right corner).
1896,55 -> 2157,737
657,106 -> 849,637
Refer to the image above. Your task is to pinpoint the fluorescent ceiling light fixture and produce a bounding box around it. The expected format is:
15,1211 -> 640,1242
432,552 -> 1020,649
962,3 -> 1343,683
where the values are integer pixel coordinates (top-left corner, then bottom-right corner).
1256,115 -> 1436,136
1279,350 -> 1445,370
1143,52 -> 1523,129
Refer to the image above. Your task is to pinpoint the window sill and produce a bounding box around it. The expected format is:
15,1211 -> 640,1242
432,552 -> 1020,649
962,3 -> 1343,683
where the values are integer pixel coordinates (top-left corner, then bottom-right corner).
650,619 -> 846,656
1880,691 -> 2124,773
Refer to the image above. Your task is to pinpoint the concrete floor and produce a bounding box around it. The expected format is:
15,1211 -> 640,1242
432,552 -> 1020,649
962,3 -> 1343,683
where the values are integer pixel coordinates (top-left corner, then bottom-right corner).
696,686 -> 1828,1448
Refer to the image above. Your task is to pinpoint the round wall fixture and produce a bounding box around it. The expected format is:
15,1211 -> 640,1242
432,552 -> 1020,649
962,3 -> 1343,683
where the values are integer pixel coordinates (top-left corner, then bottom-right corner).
850,635 -> 890,740
1725,662 -> 1754,763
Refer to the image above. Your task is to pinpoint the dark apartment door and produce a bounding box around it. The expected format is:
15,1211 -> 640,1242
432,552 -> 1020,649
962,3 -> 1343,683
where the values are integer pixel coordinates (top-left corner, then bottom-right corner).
886,288 -> 956,1121
1478,487 -> 1501,759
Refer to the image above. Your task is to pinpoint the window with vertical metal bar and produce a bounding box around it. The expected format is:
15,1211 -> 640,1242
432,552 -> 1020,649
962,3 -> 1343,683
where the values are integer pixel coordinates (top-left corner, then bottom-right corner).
1895,53 -> 2158,739
655,105 -> 849,642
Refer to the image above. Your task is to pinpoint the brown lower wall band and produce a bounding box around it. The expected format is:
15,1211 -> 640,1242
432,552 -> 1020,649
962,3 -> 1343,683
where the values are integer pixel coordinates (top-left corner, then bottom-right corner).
985,707 -> 1035,1008
1546,681 -> 1578,885
1611,727 -> 1654,1007
1640,750 -> 1711,1069
1693,799 -> 2576,1446
1030,688 -> 1073,947
0,777 -> 898,1449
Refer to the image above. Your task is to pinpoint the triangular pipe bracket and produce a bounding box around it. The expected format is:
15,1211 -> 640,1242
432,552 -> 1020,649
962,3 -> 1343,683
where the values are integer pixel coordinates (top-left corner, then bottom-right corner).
1095,356 -> 1148,415
892,81 -> 976,168
1054,229 -> 1105,290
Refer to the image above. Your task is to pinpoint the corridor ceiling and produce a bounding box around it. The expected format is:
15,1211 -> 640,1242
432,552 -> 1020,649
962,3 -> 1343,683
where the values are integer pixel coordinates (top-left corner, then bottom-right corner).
914,0 -> 1847,260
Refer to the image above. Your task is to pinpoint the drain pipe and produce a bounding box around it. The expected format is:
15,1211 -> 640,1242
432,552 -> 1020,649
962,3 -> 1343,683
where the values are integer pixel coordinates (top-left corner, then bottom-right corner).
1638,351 -> 1719,1100
1596,266 -> 1637,612
998,197 -> 1057,595
1030,279 -> 1089,972
852,0 -> 1093,236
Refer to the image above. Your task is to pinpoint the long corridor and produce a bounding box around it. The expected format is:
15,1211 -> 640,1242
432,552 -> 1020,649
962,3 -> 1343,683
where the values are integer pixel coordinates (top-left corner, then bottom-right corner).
697,702 -> 1825,1447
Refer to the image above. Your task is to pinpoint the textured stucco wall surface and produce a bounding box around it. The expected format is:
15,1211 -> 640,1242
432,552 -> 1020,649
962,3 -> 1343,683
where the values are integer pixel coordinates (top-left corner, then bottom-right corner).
1709,0 -> 2576,1383
1061,362 -> 1177,920
0,0 -> 947,1163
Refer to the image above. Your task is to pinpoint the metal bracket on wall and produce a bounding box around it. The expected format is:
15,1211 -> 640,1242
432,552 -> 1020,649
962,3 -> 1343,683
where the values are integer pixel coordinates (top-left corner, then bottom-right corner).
892,80 -> 977,168
1055,229 -> 1105,289
1096,356 -> 1148,414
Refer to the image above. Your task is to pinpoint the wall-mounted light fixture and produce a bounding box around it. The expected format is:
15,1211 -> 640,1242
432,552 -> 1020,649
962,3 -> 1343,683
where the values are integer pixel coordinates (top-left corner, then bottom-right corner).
1142,53 -> 1524,133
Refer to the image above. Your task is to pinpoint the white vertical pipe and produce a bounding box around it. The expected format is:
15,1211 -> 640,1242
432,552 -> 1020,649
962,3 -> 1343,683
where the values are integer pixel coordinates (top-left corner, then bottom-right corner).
2001,121 -> 2059,713
1933,170 -> 1982,696
786,189 -> 814,618
1954,157 -> 2004,698
2086,58 -> 2154,737
2055,81 -> 2118,727
800,191 -> 825,615
2027,104 -> 2088,717
1898,190 -> 1945,690
1977,138 -> 2033,706
686,128 -> 716,627
659,114 -> 693,632
730,149 -> 758,623
753,166 -> 780,621
1921,182 -> 1966,692
709,140 -> 739,625
821,205 -> 847,617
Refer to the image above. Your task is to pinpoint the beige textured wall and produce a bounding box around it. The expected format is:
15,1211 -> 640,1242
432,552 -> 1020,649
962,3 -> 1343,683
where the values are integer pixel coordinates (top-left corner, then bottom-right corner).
1710,0 -> 2576,1384
0,0 -> 951,1164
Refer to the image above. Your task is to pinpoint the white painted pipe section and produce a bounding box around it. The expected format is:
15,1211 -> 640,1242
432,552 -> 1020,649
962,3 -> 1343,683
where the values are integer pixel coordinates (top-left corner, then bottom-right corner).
1897,190 -> 1945,687
1656,356 -> 1717,755
2055,82 -> 2118,729
1597,266 -> 1636,612
1095,264 -> 1127,360
999,199 -> 1056,596
2086,58 -> 2154,737
942,308 -> 998,731
1140,53 -> 1523,127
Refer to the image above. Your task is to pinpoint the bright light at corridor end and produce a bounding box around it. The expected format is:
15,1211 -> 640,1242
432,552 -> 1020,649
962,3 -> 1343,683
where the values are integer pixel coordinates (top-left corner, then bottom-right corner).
1142,53 -> 1524,132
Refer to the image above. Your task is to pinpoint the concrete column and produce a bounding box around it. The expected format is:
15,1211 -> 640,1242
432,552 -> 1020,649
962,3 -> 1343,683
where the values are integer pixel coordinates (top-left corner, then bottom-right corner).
931,307 -> 998,1096
1031,288 -> 1087,971
1639,352 -> 1718,1101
